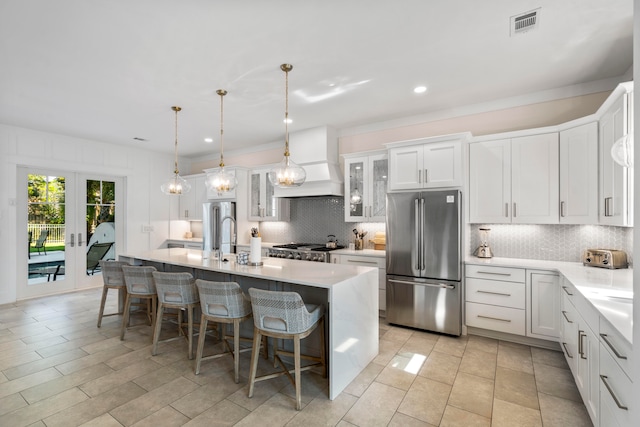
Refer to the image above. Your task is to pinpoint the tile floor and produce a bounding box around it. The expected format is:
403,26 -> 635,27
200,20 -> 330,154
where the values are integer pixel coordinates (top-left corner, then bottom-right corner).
0,288 -> 593,426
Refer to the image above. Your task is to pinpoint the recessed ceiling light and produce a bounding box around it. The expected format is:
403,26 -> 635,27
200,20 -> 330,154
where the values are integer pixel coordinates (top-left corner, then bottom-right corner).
414,86 -> 427,94
204,137 -> 213,143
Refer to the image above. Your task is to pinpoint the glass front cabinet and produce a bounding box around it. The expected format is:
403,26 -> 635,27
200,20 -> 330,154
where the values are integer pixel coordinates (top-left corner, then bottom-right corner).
248,168 -> 290,221
343,151 -> 388,222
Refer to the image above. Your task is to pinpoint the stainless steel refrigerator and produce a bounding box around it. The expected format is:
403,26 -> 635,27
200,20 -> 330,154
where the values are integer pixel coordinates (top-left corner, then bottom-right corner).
202,201 -> 236,255
386,189 -> 462,336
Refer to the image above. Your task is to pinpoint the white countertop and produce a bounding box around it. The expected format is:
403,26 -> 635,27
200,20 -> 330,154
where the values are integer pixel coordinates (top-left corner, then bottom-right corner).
124,248 -> 377,289
166,237 -> 203,243
466,256 -> 633,344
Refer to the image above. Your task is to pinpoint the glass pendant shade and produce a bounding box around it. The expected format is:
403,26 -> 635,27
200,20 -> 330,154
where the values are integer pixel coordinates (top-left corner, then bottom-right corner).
268,63 -> 306,188
161,106 -> 191,195
206,89 -> 238,195
350,188 -> 363,205
611,134 -> 634,168
268,154 -> 306,187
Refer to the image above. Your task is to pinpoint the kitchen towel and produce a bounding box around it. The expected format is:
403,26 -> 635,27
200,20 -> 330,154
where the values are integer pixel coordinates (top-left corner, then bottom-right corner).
250,237 -> 262,264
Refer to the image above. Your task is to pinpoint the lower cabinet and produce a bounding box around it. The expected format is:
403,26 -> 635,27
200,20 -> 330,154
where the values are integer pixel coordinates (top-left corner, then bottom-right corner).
599,343 -> 632,427
332,254 -> 386,312
528,272 -> 559,339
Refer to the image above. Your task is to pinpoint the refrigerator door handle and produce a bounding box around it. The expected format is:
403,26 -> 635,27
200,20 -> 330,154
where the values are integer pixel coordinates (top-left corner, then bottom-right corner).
389,278 -> 456,290
414,199 -> 421,271
420,198 -> 425,273
212,206 -> 220,250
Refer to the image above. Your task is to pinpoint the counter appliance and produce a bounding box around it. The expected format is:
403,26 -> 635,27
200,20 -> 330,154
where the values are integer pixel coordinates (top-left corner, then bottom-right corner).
203,201 -> 236,255
386,189 -> 462,336
582,249 -> 628,269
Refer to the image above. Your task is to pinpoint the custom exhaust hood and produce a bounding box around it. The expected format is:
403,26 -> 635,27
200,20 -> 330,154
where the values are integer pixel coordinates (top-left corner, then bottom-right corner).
273,126 -> 344,198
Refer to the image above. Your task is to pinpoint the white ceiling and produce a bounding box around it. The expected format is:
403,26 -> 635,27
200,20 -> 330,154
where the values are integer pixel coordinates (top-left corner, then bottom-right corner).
0,0 -> 633,157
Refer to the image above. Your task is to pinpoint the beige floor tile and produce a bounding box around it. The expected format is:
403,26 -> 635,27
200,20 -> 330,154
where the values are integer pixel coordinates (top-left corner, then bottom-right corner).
35,333 -> 107,359
530,347 -> 568,369
279,371 -> 328,406
0,351 -> 43,371
0,367 -> 62,399
397,376 -> 451,425
132,365 -> 183,392
2,348 -> 88,381
440,404 -> 491,426
183,398 -> 250,427
388,411 -> 436,427
55,345 -> 132,376
22,362 -> 114,403
448,372 -> 494,418
381,326 -> 414,344
170,379 -> 244,418
494,366 -> 539,410
0,392 -> 28,416
466,335 -> 498,355
399,334 -> 437,357
285,392 -> 357,427
459,348 -> 497,380
376,354 -> 421,390
497,341 -> 533,374
433,335 -> 468,358
0,387 -> 88,426
27,421 -> 46,427
418,350 -> 461,385
81,358 -> 163,397
233,392 -> 299,426
226,374 -> 289,412
533,363 -> 582,402
109,377 -> 200,426
342,361 -> 384,397
538,392 -> 592,427
343,381 -> 405,426
491,398 -> 542,427
131,405 -> 190,426
78,412 -> 124,427
42,381 -> 147,427
373,338 -> 404,365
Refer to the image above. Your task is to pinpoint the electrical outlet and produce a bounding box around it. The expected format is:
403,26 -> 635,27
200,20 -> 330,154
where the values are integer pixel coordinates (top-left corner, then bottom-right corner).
141,225 -> 154,232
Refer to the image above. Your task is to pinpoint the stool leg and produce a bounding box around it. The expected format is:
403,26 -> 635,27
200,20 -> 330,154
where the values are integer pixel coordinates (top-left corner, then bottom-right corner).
194,315 -> 207,375
233,318 -> 240,383
248,328 -> 262,398
294,335 -> 302,410
150,296 -> 157,341
97,286 -> 109,327
120,293 -> 132,340
187,305 -> 194,360
151,303 -> 165,356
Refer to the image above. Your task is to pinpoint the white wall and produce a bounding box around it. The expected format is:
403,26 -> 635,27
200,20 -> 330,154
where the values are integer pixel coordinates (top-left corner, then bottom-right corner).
0,124 -> 179,304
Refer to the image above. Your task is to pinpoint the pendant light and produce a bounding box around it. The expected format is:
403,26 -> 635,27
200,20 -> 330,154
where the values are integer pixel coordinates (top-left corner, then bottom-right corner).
206,89 -> 238,195
268,63 -> 306,188
160,106 -> 191,195
611,133 -> 634,168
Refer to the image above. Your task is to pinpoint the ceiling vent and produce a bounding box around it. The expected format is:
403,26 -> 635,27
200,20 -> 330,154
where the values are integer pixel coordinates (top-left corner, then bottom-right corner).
510,8 -> 540,36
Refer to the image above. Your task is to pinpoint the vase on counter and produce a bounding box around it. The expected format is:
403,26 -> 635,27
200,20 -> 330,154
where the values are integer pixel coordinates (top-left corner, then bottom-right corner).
354,238 -> 364,250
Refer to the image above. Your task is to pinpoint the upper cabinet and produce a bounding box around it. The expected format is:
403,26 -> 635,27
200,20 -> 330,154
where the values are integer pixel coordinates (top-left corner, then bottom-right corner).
343,151 -> 388,222
248,168 -> 290,222
559,122 -> 598,224
179,174 -> 206,221
387,135 -> 465,191
469,133 -> 559,224
599,86 -> 633,227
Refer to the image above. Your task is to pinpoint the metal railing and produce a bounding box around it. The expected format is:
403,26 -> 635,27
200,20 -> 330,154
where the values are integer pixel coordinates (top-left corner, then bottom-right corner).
28,224 -> 65,244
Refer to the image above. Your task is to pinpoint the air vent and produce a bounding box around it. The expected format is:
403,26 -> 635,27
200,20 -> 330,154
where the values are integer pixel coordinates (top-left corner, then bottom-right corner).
510,8 -> 540,36
133,137 -> 147,142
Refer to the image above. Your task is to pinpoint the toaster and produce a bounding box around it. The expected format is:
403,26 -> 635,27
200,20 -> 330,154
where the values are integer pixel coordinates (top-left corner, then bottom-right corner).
582,249 -> 628,269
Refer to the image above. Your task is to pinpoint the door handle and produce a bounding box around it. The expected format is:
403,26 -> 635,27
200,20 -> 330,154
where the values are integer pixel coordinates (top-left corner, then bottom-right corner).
600,375 -> 628,410
560,201 -> 566,217
561,342 -> 573,359
420,198 -> 425,271
561,311 -> 573,323
599,334 -> 628,360
578,330 -> 587,359
513,202 -> 517,217
424,169 -> 428,183
68,233 -> 75,248
477,290 -> 511,297
477,315 -> 511,323
505,203 -> 509,217
418,169 -> 421,184
78,233 -> 84,247
414,199 -> 420,271
562,286 -> 573,296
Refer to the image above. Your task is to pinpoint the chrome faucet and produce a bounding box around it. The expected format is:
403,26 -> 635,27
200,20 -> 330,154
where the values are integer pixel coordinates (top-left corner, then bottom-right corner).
220,215 -> 237,253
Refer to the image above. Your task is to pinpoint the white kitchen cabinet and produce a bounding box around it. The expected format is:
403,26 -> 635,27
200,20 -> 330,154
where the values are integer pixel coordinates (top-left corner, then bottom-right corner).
248,168 -> 290,222
179,174 -> 206,220
469,133 -> 559,224
343,152 -> 387,222
559,122 -> 599,224
528,272 -> 559,340
599,88 -> 633,226
333,253 -> 386,312
388,138 -> 463,190
599,343 -> 632,427
559,283 -> 578,374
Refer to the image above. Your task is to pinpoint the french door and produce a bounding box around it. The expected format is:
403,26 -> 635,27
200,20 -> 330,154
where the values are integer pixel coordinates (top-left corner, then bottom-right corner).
18,167 -> 124,299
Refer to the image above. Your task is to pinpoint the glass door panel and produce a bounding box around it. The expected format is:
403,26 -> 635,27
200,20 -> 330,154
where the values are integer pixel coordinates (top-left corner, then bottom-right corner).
371,157 -> 388,217
348,161 -> 364,217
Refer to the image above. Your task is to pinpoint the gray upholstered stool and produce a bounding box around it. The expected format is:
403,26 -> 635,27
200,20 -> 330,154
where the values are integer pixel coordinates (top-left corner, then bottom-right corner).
97,260 -> 128,328
151,271 -> 200,359
247,288 -> 326,410
120,265 -> 157,341
194,279 -> 266,382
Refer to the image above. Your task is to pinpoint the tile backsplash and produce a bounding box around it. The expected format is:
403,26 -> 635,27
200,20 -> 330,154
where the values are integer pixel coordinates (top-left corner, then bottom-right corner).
258,196 -> 385,248
468,223 -> 633,264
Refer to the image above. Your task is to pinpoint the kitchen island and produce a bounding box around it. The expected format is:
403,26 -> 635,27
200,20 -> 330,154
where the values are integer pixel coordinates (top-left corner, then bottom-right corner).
120,248 -> 379,400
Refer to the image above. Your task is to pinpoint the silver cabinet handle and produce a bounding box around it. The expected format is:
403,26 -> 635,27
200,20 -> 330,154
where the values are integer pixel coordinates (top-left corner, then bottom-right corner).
562,286 -> 573,296
600,375 -> 628,410
505,203 -> 509,217
562,342 -> 573,359
605,197 -> 613,217
513,202 -> 517,217
418,169 -> 421,184
78,233 -> 84,247
578,330 -> 587,359
600,334 -> 628,360
561,311 -> 573,323
477,315 -> 511,323
389,279 -> 455,289
346,259 -> 379,265
560,201 -> 566,217
68,233 -> 75,248
476,271 -> 511,276
477,290 -> 511,297
424,169 -> 428,183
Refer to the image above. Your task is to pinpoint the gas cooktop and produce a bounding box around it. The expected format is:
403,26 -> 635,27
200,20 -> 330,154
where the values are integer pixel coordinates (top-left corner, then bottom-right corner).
269,243 -> 345,262
272,243 -> 345,251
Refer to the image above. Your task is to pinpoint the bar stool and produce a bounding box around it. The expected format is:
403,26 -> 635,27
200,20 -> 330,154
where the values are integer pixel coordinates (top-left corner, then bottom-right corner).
120,265 -> 157,341
247,288 -> 326,410
97,260 -> 128,328
151,271 -> 200,359
194,279 -> 260,382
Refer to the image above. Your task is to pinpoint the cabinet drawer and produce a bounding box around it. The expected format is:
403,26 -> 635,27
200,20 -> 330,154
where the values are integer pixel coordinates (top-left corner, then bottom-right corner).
599,319 -> 633,380
600,344 -> 632,426
466,278 -> 525,309
465,265 -> 525,283
339,255 -> 385,268
465,302 -> 525,335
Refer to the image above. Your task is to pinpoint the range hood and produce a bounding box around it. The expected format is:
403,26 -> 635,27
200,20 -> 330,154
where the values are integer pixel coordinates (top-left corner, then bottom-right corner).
273,126 -> 344,198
